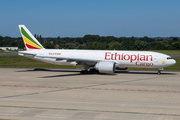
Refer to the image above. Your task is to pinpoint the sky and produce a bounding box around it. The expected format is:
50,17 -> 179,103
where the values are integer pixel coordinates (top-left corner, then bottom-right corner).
0,0 -> 180,38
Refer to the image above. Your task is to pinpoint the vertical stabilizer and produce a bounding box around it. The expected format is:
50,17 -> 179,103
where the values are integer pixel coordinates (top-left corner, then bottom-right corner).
18,25 -> 45,50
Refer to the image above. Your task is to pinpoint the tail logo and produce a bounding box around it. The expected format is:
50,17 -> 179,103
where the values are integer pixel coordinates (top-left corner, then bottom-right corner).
21,27 -> 43,49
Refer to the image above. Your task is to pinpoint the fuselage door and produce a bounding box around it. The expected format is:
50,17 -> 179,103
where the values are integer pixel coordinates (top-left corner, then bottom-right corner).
154,56 -> 158,62
153,55 -> 159,66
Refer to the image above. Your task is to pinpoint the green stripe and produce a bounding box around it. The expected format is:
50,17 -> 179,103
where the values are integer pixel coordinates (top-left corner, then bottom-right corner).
21,27 -> 42,48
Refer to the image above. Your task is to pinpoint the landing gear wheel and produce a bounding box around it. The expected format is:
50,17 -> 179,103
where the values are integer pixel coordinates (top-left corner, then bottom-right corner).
158,70 -> 161,75
89,69 -> 99,74
157,68 -> 164,75
80,69 -> 99,74
80,71 -> 84,74
80,70 -> 89,74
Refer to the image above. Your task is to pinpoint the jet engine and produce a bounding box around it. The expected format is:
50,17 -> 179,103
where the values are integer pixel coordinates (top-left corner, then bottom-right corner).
95,61 -> 115,74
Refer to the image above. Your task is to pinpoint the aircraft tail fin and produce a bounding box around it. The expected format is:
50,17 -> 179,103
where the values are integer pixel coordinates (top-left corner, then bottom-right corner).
18,25 -> 45,50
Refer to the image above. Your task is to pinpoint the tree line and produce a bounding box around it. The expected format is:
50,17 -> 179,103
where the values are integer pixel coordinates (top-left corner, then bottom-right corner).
0,35 -> 180,50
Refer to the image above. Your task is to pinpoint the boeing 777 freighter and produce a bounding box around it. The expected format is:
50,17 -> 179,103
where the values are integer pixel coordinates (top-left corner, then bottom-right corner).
18,25 -> 176,74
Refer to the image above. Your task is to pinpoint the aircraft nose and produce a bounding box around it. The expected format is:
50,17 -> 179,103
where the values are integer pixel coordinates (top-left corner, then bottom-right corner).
169,59 -> 176,65
173,59 -> 176,65
167,59 -> 176,66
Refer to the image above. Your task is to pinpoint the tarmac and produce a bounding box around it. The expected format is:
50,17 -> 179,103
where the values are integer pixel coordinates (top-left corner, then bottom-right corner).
0,53 -> 18,56
0,68 -> 180,120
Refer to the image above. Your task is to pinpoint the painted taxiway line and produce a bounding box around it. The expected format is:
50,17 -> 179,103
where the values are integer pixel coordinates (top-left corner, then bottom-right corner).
0,105 -> 180,117
0,85 -> 180,94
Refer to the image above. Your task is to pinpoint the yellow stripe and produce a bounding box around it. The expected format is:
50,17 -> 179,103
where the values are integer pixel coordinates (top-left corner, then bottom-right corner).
23,36 -> 42,49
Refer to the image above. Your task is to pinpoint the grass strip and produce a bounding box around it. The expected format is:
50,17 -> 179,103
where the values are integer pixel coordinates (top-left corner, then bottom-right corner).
152,50 -> 180,55
0,56 -> 83,69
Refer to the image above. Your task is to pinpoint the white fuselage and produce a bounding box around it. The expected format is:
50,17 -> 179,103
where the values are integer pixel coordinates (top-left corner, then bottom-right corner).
19,49 -> 176,68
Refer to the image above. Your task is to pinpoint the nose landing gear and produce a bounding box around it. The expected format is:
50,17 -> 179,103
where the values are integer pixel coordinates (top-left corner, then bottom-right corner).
158,68 -> 164,75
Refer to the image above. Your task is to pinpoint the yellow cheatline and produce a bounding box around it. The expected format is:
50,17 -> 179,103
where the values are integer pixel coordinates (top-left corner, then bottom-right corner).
23,36 -> 42,49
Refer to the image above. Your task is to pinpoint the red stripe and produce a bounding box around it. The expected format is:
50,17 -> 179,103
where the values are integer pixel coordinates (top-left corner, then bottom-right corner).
26,43 -> 41,49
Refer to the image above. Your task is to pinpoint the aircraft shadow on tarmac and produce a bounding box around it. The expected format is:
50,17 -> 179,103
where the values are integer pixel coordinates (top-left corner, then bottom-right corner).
16,68 -> 177,78
16,68 -> 80,73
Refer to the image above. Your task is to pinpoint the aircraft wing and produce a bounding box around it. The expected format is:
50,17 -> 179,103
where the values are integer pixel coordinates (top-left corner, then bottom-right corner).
35,55 -> 98,65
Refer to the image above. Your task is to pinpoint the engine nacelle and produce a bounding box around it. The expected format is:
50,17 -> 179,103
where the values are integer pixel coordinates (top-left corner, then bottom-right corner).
95,61 -> 115,74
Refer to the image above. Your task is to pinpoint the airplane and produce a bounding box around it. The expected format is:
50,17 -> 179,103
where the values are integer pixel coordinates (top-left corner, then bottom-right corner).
18,25 -> 176,75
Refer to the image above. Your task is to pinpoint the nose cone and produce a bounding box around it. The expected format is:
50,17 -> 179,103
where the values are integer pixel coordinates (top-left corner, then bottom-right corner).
173,59 -> 176,65
168,59 -> 176,66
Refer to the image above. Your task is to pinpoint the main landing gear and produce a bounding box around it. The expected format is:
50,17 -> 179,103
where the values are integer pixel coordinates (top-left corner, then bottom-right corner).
80,69 -> 99,74
80,70 -> 90,74
80,65 -> 99,74
158,68 -> 164,75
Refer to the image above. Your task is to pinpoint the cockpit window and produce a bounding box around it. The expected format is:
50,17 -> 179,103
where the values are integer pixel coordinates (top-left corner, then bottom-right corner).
167,57 -> 172,60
